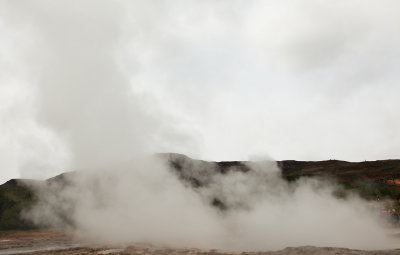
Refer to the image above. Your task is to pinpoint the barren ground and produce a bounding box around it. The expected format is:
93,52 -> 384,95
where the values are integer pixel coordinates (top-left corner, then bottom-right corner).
1,231 -> 400,255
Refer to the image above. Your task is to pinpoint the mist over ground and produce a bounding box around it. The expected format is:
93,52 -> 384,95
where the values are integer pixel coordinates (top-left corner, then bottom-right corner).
0,0 -> 400,252
24,155 -> 398,251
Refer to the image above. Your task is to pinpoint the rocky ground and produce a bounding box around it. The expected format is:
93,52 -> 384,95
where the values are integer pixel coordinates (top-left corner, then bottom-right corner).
1,231 -> 400,255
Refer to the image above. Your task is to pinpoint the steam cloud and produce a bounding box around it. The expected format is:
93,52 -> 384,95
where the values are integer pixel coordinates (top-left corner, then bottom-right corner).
25,156 -> 397,251
0,0 -> 399,251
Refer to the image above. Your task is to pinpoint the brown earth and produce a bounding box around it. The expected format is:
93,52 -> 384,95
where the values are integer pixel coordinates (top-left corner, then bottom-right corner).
0,230 -> 76,254
1,231 -> 400,255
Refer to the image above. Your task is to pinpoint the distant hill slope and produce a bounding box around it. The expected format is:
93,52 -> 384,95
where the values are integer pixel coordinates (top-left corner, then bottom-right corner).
0,179 -> 38,230
1,154 -> 400,230
278,159 -> 400,201
278,159 -> 400,182
162,153 -> 400,201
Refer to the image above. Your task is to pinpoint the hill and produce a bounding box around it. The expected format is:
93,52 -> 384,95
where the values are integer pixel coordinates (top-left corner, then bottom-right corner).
1,154 -> 400,231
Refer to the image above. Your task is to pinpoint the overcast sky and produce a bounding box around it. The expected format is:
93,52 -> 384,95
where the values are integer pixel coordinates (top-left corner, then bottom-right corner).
1,1 -> 400,183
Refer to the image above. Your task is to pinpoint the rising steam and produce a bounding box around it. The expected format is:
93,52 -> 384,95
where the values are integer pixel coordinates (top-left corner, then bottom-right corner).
0,0 -> 398,252
25,155 -> 397,251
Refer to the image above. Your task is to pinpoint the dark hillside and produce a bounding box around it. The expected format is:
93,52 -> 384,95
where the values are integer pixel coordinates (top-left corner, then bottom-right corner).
163,153 -> 400,202
277,159 -> 400,201
0,179 -> 38,230
278,159 -> 400,182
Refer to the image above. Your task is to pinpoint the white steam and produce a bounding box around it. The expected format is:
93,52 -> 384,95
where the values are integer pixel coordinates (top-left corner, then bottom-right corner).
0,0 -> 198,178
0,0 -> 399,251
25,156 -> 397,251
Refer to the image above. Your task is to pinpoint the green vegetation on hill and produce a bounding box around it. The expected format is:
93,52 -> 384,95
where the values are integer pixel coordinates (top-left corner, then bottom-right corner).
278,159 -> 400,203
0,180 -> 37,230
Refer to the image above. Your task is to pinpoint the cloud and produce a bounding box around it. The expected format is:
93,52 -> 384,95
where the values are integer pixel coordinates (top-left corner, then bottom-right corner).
0,0 -> 400,183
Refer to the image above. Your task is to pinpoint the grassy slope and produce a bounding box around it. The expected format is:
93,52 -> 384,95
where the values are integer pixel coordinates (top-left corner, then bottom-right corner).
0,179 -> 38,230
278,159 -> 400,201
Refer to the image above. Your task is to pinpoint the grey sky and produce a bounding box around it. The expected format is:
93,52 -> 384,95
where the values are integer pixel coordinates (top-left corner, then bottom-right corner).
1,0 -> 400,183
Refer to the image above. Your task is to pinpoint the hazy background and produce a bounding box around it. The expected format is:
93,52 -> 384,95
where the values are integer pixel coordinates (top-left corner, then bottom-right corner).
1,0 -> 400,183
